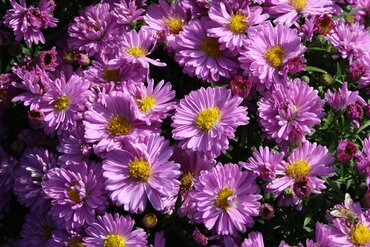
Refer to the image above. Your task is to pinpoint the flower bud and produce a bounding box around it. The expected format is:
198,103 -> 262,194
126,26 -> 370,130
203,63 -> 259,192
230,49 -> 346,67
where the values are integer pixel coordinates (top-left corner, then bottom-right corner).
259,203 -> 275,220
142,213 -> 157,228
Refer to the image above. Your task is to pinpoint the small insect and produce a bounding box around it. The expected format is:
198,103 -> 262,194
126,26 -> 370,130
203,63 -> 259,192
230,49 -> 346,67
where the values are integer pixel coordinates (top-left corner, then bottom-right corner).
330,194 -> 359,227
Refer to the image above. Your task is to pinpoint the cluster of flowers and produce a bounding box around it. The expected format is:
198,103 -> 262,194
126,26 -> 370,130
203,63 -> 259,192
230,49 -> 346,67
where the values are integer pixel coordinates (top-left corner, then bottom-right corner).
0,0 -> 369,246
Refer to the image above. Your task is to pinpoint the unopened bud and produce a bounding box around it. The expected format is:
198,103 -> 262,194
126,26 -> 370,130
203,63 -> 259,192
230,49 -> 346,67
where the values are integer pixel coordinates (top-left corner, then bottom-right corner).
142,213 -> 157,228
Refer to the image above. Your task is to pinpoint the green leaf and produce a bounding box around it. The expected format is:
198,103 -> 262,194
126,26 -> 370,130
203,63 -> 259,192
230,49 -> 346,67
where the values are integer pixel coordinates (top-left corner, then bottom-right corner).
305,66 -> 328,74
333,8 -> 363,20
303,216 -> 312,227
308,47 -> 327,51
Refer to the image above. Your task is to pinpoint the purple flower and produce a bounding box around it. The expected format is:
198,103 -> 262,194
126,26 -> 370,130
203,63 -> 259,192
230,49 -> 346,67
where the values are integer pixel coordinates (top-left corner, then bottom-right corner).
229,75 -> 253,98
84,213 -> 147,247
241,231 -> 265,247
42,163 -> 107,230
191,163 -> 262,235
39,73 -> 90,134
151,231 -> 166,247
259,203 -> 275,220
4,0 -> 58,46
347,103 -> 364,128
314,14 -> 336,35
193,228 -> 208,246
174,18 -> 238,82
239,23 -> 306,90
325,82 -> 365,112
286,56 -> 306,74
172,87 -> 249,158
113,0 -> 145,25
305,222 -> 337,247
356,137 -> 370,185
337,140 -> 358,163
13,147 -> 57,211
102,133 -> 181,213
36,47 -> 58,71
258,79 -> 324,145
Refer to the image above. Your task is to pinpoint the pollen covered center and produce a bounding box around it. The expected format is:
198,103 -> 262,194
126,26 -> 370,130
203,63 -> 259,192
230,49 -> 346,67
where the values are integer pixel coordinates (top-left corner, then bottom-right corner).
228,13 -> 248,34
137,95 -> 156,113
67,188 -> 81,203
215,187 -> 234,210
54,95 -> 71,111
127,47 -> 147,58
265,45 -> 285,68
104,68 -> 120,82
165,17 -> 183,34
107,115 -> 132,136
285,160 -> 310,180
290,0 -> 307,11
200,38 -> 222,57
195,107 -> 221,132
128,158 -> 152,182
179,171 -> 193,191
104,234 -> 125,247
351,224 -> 370,246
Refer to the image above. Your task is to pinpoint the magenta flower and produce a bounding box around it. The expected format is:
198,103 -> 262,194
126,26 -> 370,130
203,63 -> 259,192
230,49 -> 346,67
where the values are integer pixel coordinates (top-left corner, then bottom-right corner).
349,57 -> 370,92
241,231 -> 265,247
4,0 -> 58,46
36,47 -> 58,71
172,87 -> 249,158
314,14 -> 336,35
239,23 -> 306,90
191,163 -> 262,235
258,79 -> 324,145
337,140 -> 358,163
305,222 -> 337,247
112,0 -> 145,25
357,137 -> 370,185
268,0 -> 334,26
84,213 -> 147,247
39,73 -> 90,134
208,1 -> 269,52
102,133 -> 181,213
175,18 -> 238,82
267,141 -> 336,208
347,103 -> 364,128
42,163 -> 107,230
13,147 -> 57,211
229,75 -> 253,98
325,82 -> 366,112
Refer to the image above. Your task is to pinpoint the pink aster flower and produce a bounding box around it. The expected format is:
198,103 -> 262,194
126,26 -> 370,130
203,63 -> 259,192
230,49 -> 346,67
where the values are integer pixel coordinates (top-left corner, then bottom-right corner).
13,147 -> 57,211
42,163 -> 107,230
258,79 -> 324,145
84,213 -> 147,247
39,73 -> 90,134
83,91 -> 153,154
325,81 -> 366,112
172,87 -> 249,158
352,55 -> 370,93
175,18 -> 238,82
68,3 -> 122,56
268,0 -> 334,26
337,139 -> 358,163
241,231 -> 265,247
36,47 -> 58,71
191,163 -> 262,235
3,0 -> 58,46
357,137 -> 370,185
144,0 -> 188,49
304,222 -> 337,247
229,75 -> 253,98
327,20 -> 370,60
102,133 -> 181,214
239,23 -> 306,90
208,1 -> 269,52
266,141 -> 336,209
112,0 -> 145,25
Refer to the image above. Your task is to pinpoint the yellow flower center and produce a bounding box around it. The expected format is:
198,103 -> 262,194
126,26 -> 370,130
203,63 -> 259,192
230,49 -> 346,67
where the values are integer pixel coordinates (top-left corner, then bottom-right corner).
67,188 -> 81,203
107,115 -> 132,136
179,171 -> 193,191
228,13 -> 248,34
215,187 -> 234,210
290,0 -> 307,11
128,158 -> 152,182
104,234 -> 125,247
195,107 -> 220,132
165,17 -> 184,34
127,47 -> 146,58
104,68 -> 120,82
54,96 -> 71,111
265,46 -> 285,68
351,224 -> 370,246
68,239 -> 84,247
285,160 -> 310,180
200,38 -> 222,57
137,95 -> 156,113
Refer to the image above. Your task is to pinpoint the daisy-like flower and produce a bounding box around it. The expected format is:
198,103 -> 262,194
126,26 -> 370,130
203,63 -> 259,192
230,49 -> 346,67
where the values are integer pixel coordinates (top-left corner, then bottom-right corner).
172,87 -> 249,158
327,20 -> 370,60
191,163 -> 262,235
239,23 -> 306,90
268,0 -> 334,26
129,79 -> 176,125
83,91 -> 153,153
258,79 -> 324,145
112,0 -> 145,25
175,18 -> 238,82
39,73 -> 90,134
243,146 -> 285,182
356,137 -> 370,185
42,163 -> 107,230
241,231 -> 265,247
304,222 -> 337,247
3,0 -> 58,46
102,133 -> 181,214
208,1 -> 269,52
68,3 -> 122,56
266,141 -> 336,208
13,147 -> 57,211
144,0 -> 188,49
84,213 -> 147,247
350,55 -> 370,93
